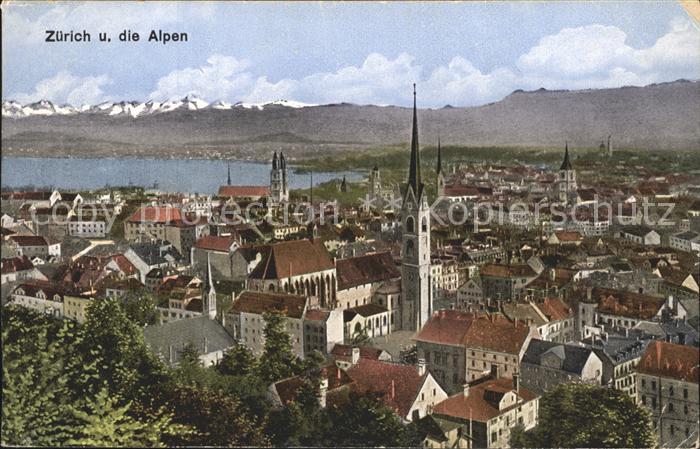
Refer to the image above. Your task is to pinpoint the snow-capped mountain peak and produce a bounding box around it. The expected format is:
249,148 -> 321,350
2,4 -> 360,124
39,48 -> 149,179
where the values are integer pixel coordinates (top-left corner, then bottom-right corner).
2,96 -> 320,118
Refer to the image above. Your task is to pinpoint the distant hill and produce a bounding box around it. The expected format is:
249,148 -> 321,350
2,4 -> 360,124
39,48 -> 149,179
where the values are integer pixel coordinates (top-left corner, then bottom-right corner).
2,80 -> 698,159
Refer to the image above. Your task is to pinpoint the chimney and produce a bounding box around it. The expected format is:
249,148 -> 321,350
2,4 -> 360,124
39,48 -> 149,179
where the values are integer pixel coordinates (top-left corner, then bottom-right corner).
513,373 -> 520,392
168,345 -> 174,364
351,347 -> 360,365
391,380 -> 396,399
463,383 -> 470,397
586,287 -> 593,301
203,336 -> 208,353
319,377 -> 329,408
666,295 -> 674,311
417,358 -> 426,376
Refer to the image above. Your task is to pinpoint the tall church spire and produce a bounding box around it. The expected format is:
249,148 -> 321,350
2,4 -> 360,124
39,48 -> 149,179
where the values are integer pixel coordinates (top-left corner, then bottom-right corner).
436,132 -> 442,175
560,141 -> 572,170
407,83 -> 422,196
227,163 -> 231,185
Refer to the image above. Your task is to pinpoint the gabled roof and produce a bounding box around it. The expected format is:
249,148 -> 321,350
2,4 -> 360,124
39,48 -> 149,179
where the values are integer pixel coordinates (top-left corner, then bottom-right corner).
218,185 -> 270,197
463,314 -> 532,354
193,235 -> 237,252
347,303 -> 388,317
346,358 -> 428,418
594,287 -> 666,320
522,339 -> 595,375
433,377 -> 537,423
143,316 -> 235,365
414,310 -> 477,347
231,290 -> 307,319
249,239 -> 335,280
9,235 -> 48,247
637,340 -> 699,383
1,256 -> 34,274
537,297 -> 572,321
336,251 -> 400,290
331,344 -> 388,362
480,263 -> 536,278
127,206 -> 182,224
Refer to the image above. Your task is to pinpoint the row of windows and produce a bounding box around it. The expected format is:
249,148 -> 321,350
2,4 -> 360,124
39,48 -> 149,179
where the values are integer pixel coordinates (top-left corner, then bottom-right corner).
641,379 -> 690,398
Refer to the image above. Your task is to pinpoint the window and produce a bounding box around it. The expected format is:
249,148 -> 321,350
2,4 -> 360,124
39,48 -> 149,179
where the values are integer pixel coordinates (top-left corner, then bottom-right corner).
683,388 -> 688,399
669,386 -> 674,397
651,381 -> 656,390
668,403 -> 674,413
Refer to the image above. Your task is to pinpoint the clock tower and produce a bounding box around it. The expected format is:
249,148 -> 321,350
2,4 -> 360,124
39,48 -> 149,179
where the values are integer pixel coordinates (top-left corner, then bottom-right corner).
401,84 -> 432,332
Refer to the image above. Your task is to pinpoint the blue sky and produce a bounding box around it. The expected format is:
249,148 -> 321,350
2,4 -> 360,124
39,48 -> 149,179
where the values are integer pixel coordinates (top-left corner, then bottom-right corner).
3,1 -> 699,107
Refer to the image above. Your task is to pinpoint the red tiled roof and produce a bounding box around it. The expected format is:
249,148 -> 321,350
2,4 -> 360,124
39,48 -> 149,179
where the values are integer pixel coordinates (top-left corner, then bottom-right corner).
218,185 -> 270,198
414,310 -> 477,347
537,298 -> 572,321
305,309 -> 331,321
553,230 -> 582,242
1,256 -> 34,274
432,378 -> 537,423
480,264 -> 536,278
273,364 -> 354,405
12,281 -> 66,300
346,359 -> 427,418
231,290 -> 307,319
594,287 -> 665,320
127,206 -> 182,224
193,235 -> 237,252
336,252 -> 400,290
331,344 -> 386,361
249,239 -> 335,280
637,341 -> 699,383
463,314 -> 532,354
9,235 -> 48,247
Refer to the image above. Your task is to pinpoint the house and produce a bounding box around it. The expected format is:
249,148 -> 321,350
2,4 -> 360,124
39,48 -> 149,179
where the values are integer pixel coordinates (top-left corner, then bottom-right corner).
143,316 -> 235,367
217,185 -> 270,201
9,282 -> 66,318
415,415 -> 471,449
330,344 -> 392,369
618,226 -> 661,246
225,290 -> 308,358
520,339 -> 603,395
335,251 -> 400,310
247,238 -> 337,308
346,358 -> 448,422
456,276 -> 484,310
190,235 -> 260,282
164,218 -> 210,261
63,293 -> 95,324
303,308 -> 344,356
8,235 -> 61,259
546,230 -> 583,246
268,363 -> 354,409
124,206 -> 182,241
431,377 -> 539,449
636,341 -> 699,448
479,264 -> 538,302
124,240 -> 184,282
669,231 -> 700,253
1,256 -> 44,284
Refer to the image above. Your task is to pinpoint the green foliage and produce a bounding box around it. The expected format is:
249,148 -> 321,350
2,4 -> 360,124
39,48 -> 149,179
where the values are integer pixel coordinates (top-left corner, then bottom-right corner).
67,389 -> 189,447
350,326 -> 371,346
256,311 -> 301,384
511,383 -> 656,448
323,392 -> 422,447
122,293 -> 157,326
216,341 -> 257,377
77,296 -> 168,399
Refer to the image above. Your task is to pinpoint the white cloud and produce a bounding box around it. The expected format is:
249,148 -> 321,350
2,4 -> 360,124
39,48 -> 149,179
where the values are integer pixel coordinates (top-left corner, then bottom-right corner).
148,54 -> 253,101
9,16 -> 699,107
13,71 -> 112,105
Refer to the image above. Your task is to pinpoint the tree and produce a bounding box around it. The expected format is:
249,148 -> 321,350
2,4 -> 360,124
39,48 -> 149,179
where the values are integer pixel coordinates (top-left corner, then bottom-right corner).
67,389 -> 189,447
350,326 -> 371,346
77,297 -> 168,400
510,383 -> 656,448
216,341 -> 257,377
323,392 -> 422,447
123,293 -> 157,326
1,314 -> 76,446
256,311 -> 300,384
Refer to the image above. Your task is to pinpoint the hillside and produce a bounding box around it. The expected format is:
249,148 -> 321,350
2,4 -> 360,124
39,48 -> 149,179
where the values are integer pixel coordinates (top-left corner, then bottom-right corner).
2,80 -> 698,159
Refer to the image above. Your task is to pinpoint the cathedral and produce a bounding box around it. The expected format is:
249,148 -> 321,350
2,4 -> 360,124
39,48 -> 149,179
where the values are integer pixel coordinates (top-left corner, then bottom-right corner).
400,85 -> 433,332
270,151 -> 289,203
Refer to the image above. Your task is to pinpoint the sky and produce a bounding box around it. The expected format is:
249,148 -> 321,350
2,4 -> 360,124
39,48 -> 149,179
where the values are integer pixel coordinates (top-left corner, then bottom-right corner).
3,1 -> 699,107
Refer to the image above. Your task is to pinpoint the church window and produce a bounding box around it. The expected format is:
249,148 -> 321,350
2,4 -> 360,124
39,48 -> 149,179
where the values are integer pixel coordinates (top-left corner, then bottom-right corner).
421,217 -> 427,232
406,216 -> 415,233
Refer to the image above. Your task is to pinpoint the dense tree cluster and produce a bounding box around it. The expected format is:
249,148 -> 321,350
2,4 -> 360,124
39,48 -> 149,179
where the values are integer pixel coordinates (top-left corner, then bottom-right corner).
510,383 -> 656,448
2,303 -> 419,447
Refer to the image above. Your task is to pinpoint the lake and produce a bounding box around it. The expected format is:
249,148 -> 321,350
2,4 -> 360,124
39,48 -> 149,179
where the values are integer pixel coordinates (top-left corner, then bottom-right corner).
1,157 -> 362,195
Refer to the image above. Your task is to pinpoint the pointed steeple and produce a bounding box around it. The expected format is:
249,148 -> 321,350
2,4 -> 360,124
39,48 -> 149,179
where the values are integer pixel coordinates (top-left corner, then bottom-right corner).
280,151 -> 286,169
227,163 -> 231,185
560,141 -> 572,170
273,151 -> 279,170
436,132 -> 442,175
407,83 -> 422,196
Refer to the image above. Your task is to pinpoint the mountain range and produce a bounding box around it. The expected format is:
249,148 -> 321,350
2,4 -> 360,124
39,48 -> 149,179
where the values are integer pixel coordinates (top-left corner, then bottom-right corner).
2,80 -> 698,159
